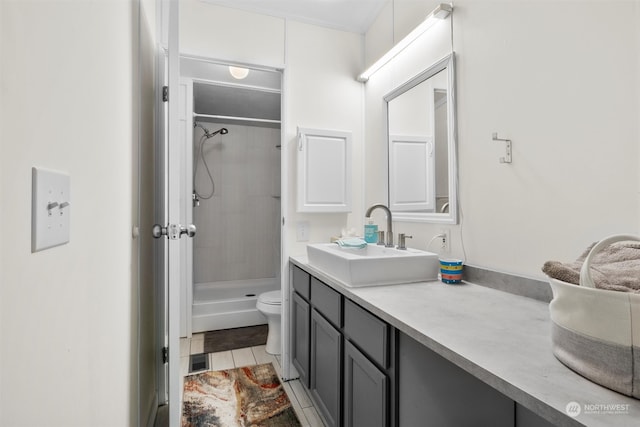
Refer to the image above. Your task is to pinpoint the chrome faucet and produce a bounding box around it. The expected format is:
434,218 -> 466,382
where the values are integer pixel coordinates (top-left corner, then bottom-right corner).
365,204 -> 394,247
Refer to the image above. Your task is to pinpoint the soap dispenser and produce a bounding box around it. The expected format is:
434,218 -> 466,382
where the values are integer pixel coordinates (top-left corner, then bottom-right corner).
364,219 -> 378,243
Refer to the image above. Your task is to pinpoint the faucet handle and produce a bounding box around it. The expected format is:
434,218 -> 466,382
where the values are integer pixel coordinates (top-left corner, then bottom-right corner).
397,233 -> 413,250
377,230 -> 385,245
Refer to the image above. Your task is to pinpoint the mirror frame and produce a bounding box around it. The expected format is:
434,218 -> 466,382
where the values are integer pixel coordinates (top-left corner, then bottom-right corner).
383,53 -> 458,224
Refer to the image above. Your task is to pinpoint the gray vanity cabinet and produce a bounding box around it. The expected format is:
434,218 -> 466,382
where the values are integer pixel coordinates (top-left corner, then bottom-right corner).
515,404 -> 556,427
398,331 -> 513,427
292,263 -> 571,427
291,265 -> 393,427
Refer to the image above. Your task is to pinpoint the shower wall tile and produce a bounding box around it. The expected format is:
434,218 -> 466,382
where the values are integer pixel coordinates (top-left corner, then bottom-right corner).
194,137 -> 223,199
247,158 -> 272,196
247,196 -> 279,276
194,124 -> 281,284
193,248 -> 216,283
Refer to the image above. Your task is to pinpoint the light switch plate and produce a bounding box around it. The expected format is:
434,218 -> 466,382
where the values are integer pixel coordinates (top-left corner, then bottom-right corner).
32,167 -> 71,252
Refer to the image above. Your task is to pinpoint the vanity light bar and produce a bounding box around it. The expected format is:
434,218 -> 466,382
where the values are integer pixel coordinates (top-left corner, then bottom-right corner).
357,3 -> 452,83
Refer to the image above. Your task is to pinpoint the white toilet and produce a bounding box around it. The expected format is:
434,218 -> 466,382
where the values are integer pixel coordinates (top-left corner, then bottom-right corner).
256,290 -> 282,355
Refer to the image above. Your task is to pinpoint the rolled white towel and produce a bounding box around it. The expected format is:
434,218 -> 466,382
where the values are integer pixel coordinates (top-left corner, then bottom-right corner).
335,237 -> 367,249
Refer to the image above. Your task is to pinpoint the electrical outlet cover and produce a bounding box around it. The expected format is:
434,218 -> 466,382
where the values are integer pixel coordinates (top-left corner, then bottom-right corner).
296,221 -> 310,242
440,228 -> 450,253
32,167 -> 71,252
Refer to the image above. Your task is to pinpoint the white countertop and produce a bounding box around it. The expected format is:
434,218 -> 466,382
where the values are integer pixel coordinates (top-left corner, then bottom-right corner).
290,256 -> 640,427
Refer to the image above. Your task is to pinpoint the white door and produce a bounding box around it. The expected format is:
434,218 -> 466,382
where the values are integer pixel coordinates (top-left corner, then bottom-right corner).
154,49 -> 169,405
154,1 -> 185,425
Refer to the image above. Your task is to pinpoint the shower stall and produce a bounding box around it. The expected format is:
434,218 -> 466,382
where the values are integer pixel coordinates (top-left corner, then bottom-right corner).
180,57 -> 282,334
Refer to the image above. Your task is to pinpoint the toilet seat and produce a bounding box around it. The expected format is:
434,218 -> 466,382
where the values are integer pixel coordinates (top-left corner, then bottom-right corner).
258,290 -> 281,305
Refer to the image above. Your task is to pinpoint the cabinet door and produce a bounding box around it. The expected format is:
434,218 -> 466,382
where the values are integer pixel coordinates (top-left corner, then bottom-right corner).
344,340 -> 387,427
297,127 -> 352,213
311,309 -> 342,427
292,292 -> 311,387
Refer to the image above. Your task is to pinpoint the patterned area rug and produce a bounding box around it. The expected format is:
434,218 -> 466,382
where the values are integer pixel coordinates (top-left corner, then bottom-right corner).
182,363 -> 301,427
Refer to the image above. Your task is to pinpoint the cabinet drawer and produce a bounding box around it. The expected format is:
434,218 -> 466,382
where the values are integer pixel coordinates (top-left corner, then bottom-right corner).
292,265 -> 310,300
344,299 -> 389,368
310,277 -> 342,327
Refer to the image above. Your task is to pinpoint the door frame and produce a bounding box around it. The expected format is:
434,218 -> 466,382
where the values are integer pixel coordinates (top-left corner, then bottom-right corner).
156,3 -> 295,422
179,76 -> 194,339
177,54 -> 288,351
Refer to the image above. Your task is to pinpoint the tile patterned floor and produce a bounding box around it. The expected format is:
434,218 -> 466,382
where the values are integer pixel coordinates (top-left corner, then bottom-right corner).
180,333 -> 326,427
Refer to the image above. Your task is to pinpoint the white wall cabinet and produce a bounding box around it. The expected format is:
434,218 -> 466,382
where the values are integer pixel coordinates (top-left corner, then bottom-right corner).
297,127 -> 352,213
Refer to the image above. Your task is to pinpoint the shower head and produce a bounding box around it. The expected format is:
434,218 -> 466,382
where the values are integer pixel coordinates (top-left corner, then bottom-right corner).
203,127 -> 228,138
195,123 -> 229,139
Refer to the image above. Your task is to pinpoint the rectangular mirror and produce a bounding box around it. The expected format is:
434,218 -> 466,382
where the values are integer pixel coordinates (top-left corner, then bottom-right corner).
384,53 -> 457,224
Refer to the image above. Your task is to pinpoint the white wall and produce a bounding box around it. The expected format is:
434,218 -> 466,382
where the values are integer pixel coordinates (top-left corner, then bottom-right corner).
284,20 -> 364,255
180,1 -> 365,258
180,0 -> 285,67
0,1 -> 144,425
365,0 -> 640,278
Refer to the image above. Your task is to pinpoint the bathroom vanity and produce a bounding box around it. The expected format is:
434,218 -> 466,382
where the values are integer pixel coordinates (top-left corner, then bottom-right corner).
289,257 -> 640,427
292,266 -> 393,427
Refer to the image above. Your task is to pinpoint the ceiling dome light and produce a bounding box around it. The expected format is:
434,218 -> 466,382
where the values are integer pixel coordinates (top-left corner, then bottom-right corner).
229,66 -> 249,80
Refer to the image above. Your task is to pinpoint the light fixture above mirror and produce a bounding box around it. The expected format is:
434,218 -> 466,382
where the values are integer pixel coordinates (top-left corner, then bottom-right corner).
358,3 -> 452,83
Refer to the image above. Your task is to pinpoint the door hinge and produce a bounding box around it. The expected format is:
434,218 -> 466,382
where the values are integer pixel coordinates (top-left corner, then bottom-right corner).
162,346 -> 168,364
162,86 -> 169,102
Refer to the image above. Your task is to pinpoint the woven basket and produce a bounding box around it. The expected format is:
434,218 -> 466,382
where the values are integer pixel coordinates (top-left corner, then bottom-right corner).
548,234 -> 640,399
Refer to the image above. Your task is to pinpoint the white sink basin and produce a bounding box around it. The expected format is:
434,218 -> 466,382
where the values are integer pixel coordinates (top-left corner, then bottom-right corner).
306,243 -> 439,287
